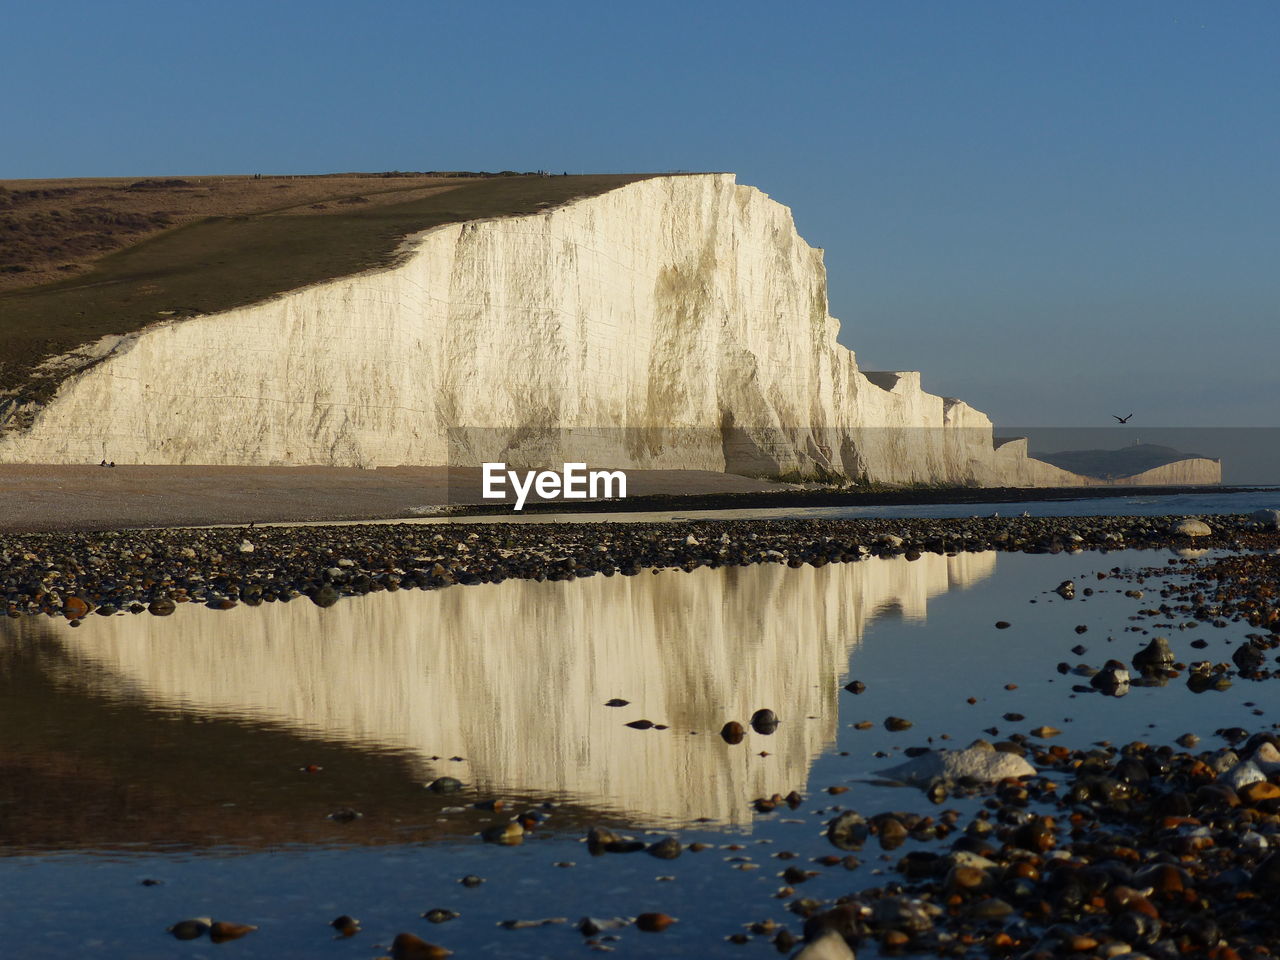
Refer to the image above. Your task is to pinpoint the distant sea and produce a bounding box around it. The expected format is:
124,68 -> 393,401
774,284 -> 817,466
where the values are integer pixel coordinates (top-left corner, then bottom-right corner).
800,487 -> 1280,521
507,487 -> 1280,525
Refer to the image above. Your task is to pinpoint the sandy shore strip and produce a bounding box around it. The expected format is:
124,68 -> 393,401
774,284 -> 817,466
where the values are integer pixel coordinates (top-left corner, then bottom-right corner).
0,464 -> 804,533
1,463 -> 1264,534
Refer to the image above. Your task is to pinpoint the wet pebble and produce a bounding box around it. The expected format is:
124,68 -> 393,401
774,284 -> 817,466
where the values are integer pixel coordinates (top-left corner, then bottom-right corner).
209,921 -> 257,943
427,777 -> 463,793
331,914 -> 361,937
751,708 -> 779,733
647,836 -> 682,859
635,912 -> 676,932
390,932 -> 452,959
168,918 -> 211,941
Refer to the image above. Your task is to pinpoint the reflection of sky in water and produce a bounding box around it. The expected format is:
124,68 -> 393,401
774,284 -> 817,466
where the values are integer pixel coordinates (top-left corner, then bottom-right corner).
1,548 -> 1272,958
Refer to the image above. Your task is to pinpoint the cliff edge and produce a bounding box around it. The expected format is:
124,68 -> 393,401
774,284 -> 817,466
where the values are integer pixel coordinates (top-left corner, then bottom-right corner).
0,174 -> 1215,486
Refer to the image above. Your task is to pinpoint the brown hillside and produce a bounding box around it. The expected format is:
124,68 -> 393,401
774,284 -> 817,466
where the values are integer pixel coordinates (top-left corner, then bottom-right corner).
0,171 -> 657,403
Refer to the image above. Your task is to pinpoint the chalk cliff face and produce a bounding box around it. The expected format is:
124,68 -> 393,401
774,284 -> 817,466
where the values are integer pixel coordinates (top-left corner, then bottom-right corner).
0,174 -> 1204,485
16,553 -> 997,826
1110,459 -> 1220,486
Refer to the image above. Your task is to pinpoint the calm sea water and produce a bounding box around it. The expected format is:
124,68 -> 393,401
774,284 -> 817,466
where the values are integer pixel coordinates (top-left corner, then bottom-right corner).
0,548 -> 1270,957
490,487 -> 1280,524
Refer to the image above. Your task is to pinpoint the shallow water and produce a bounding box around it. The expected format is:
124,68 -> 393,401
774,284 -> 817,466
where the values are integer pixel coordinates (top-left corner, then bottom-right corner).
494,486 -> 1280,524
0,548 -> 1270,957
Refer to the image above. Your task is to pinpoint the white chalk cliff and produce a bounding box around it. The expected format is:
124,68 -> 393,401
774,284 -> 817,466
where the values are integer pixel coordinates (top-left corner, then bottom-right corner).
14,553 -> 997,826
0,174 -> 1208,484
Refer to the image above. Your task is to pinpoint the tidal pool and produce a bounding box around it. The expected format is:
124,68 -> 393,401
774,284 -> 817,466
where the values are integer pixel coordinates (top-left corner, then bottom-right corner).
0,548 -> 1268,957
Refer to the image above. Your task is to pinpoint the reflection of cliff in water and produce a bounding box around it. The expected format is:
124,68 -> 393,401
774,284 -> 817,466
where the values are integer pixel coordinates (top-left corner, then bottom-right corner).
11,553 -> 995,827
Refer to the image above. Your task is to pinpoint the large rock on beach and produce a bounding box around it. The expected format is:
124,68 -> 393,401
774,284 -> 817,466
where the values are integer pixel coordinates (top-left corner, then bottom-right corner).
1171,518 -> 1212,537
1252,508 -> 1280,530
875,740 -> 1035,787
1219,760 -> 1267,792
1132,636 -> 1174,672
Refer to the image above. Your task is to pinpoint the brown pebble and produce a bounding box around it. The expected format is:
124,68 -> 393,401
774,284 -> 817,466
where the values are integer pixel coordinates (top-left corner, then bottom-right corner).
1241,781 -> 1280,805
947,865 -> 989,892
331,914 -> 360,937
1106,885 -> 1159,918
481,822 -> 524,845
390,932 -> 452,959
636,912 -> 675,932
209,922 -> 258,944
168,919 -> 211,941
876,817 -> 908,850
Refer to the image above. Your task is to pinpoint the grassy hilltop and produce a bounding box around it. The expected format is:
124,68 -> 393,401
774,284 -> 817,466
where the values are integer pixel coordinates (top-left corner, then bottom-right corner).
0,172 -> 656,403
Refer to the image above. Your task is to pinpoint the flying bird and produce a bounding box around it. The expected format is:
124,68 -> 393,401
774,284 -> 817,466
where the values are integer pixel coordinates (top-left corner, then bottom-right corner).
1113,414 -> 1133,424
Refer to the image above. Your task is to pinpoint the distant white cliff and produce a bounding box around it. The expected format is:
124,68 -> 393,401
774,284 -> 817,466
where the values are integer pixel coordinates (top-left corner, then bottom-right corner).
24,553 -> 997,826
0,174 -> 1215,485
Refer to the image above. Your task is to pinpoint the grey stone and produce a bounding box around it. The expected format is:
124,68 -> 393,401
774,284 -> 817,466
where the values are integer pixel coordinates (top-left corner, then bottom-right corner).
876,740 -> 1036,786
791,931 -> 856,960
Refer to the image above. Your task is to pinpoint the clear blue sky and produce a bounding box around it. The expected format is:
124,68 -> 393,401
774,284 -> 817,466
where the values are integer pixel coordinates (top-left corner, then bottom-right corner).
5,0 -> 1276,427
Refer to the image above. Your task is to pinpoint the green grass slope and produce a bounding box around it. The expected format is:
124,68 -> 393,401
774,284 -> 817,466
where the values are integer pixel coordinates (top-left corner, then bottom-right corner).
0,173 -> 656,403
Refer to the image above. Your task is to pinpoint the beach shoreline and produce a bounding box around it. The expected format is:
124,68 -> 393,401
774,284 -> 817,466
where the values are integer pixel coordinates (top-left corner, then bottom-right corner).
0,462 -> 1265,533
5,512 -> 1277,621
